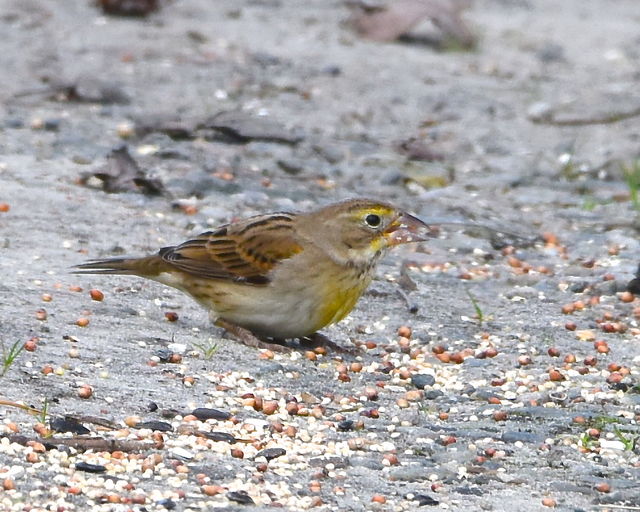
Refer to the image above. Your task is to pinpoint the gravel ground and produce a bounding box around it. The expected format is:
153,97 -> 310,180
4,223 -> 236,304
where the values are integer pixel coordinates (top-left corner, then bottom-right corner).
1,1 -> 639,511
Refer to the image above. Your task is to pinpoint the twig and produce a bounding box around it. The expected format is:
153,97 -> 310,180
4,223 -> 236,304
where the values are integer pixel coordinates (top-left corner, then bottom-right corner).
597,505 -> 640,511
2,433 -> 154,453
532,106 -> 640,126
0,399 -> 42,415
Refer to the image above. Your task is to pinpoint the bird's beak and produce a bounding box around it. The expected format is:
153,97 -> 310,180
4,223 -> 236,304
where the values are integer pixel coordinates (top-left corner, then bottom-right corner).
383,212 -> 434,246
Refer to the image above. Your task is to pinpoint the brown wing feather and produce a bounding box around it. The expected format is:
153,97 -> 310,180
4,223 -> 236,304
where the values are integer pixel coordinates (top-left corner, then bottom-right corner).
159,214 -> 302,284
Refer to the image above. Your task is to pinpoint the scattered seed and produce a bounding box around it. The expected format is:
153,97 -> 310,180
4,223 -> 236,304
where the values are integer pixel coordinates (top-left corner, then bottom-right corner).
76,317 -> 90,327
493,411 -> 508,421
606,372 -> 623,384
485,348 -> 498,358
338,373 -> 351,382
435,352 -> 450,363
449,352 -> 464,364
89,289 -> 104,301
164,311 -> 179,322
77,385 -> 93,399
405,390 -> 422,402
371,494 -> 386,504
396,398 -> 410,408
517,355 -> 532,366
262,401 -> 278,415
548,369 -> 565,382
259,350 -> 274,360
168,353 -> 182,364
561,304 -> 574,314
397,325 -> 412,338
619,291 -> 634,303
202,485 -> 223,496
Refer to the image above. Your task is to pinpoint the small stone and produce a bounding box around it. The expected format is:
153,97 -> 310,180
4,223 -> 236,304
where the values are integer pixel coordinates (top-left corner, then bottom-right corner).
255,447 -> 286,461
527,102 -> 552,122
411,374 -> 435,389
191,408 -> 231,421
75,461 -> 106,473
227,490 -> 254,505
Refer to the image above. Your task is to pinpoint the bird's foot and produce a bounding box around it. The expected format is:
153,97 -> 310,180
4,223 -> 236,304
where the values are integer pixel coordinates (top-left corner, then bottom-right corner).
215,319 -> 291,353
299,332 -> 358,355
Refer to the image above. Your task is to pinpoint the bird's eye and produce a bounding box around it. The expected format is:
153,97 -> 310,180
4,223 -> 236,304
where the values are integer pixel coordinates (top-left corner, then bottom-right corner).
364,213 -> 381,228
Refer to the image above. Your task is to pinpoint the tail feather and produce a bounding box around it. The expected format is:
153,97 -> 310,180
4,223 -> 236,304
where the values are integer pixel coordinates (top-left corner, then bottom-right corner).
72,255 -> 168,277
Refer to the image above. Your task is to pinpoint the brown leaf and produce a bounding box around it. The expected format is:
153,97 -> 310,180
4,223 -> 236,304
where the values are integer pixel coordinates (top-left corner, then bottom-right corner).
395,137 -> 445,161
79,146 -> 166,196
201,111 -> 304,145
98,0 -> 159,17
351,0 -> 475,48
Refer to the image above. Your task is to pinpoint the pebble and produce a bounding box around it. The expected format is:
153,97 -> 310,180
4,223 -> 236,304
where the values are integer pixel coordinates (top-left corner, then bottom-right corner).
501,431 -> 546,444
411,374 -> 436,389
255,447 -> 286,461
169,447 -> 194,460
191,408 -> 231,421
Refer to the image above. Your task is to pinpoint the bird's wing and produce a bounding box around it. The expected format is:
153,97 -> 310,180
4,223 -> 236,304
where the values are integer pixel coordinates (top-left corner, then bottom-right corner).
159,213 -> 302,284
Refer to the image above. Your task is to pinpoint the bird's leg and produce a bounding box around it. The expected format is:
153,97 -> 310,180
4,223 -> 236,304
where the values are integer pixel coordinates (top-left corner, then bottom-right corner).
214,319 -> 291,353
301,332 -> 357,355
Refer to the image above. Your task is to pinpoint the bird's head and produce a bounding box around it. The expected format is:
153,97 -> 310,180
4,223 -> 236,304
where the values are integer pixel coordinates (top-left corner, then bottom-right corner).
298,199 -> 433,267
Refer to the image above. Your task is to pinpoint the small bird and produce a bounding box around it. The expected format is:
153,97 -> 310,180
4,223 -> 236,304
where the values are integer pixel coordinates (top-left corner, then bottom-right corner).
74,198 -> 431,349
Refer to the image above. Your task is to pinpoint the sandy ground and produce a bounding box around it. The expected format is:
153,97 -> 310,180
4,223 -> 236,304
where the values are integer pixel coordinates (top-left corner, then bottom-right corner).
0,0 -> 639,510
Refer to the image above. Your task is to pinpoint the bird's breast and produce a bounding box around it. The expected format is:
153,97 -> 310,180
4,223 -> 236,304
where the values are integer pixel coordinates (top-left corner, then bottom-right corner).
313,262 -> 376,330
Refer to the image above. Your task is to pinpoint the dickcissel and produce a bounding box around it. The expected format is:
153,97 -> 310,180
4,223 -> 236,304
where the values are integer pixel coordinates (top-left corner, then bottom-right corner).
74,198 -> 431,348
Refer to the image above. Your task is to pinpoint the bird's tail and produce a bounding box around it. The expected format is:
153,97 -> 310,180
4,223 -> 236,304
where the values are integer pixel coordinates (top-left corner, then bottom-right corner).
72,255 -> 168,277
